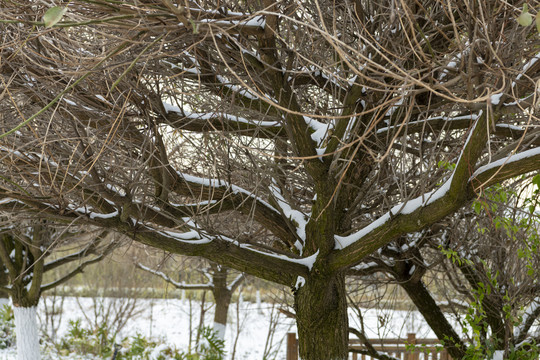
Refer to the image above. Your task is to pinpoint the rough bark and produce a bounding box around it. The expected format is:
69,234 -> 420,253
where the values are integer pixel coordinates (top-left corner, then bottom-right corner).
295,272 -> 349,360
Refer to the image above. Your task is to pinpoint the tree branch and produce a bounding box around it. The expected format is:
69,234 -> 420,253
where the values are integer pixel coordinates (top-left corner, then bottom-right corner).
135,263 -> 214,290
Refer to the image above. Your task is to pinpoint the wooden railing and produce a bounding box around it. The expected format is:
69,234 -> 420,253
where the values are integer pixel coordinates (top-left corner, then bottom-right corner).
286,333 -> 451,360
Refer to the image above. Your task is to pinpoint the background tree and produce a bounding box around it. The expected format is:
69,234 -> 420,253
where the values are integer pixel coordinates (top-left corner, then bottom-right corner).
0,218 -> 115,360
136,259 -> 244,341
1,1 -> 540,359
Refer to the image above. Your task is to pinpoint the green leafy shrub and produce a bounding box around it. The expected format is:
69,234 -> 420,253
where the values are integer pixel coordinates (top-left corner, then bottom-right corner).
57,319 -> 115,357
0,305 -> 15,349
119,333 -> 183,360
194,326 -> 225,360
54,321 -> 224,360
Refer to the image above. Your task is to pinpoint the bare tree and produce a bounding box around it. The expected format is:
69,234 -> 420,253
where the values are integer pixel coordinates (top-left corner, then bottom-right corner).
136,259 -> 244,340
0,219 -> 115,360
1,1 -> 540,358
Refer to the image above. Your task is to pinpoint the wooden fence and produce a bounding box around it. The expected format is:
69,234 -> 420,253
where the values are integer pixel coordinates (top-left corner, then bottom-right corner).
286,333 -> 451,360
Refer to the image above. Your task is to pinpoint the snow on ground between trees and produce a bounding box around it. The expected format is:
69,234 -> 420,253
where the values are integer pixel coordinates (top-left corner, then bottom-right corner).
0,297 -> 457,359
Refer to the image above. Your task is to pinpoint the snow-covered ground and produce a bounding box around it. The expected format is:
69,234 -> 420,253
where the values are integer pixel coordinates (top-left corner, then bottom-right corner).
0,296 -> 442,360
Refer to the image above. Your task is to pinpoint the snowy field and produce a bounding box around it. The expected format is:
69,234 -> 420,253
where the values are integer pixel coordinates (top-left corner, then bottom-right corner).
0,296 -> 442,360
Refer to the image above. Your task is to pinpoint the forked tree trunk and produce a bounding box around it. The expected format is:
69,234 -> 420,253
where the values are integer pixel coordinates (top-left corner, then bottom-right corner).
13,305 -> 41,360
294,272 -> 349,360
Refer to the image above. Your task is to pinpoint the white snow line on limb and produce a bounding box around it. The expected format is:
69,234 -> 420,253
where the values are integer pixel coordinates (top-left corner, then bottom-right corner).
162,102 -> 279,127
137,263 -> 213,289
177,171 -> 280,214
335,115 -> 483,250
238,244 -> 319,271
470,147 -> 540,181
269,182 -> 308,243
376,112 -> 481,134
334,171 -> 456,250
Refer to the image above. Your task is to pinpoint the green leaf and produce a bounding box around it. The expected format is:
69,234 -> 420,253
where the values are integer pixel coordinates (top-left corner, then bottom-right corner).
518,3 -> 533,26
536,12 -> 540,33
473,201 -> 482,214
43,6 -> 67,28
189,19 -> 199,34
532,174 -> 540,188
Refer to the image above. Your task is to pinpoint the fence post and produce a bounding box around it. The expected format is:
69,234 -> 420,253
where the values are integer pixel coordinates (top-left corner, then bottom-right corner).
441,349 -> 449,360
287,333 -> 298,360
405,333 -> 418,360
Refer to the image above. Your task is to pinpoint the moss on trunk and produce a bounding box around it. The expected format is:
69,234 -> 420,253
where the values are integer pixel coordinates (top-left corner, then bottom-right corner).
294,271 -> 348,360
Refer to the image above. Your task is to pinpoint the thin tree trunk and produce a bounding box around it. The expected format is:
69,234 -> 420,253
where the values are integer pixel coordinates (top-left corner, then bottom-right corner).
400,279 -> 466,359
195,290 -> 207,348
13,305 -> 41,360
211,266 -> 234,341
294,272 -> 349,360
212,290 -> 231,341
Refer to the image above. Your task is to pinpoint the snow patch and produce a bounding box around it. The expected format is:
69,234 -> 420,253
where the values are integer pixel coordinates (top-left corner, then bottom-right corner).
159,229 -> 211,244
377,112 -> 481,135
490,93 -> 503,105
238,244 -> 319,271
149,343 -> 169,360
514,52 -> 540,85
294,276 -> 306,290
334,174 -> 455,250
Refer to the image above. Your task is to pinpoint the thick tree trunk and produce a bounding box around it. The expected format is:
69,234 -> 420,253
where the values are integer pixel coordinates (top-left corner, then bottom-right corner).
294,272 -> 348,360
13,305 -> 41,360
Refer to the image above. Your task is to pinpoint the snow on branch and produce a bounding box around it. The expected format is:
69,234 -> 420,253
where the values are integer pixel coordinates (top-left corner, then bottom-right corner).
470,147 -> 540,184
237,243 -> 319,271
177,171 -> 280,215
135,263 -> 213,290
269,181 -> 308,250
513,51 -> 540,86
152,219 -> 319,270
332,113 -> 488,261
162,102 -> 279,128
334,174 -> 454,250
168,5 -> 266,35
135,221 -> 315,284
376,112 -> 482,135
227,273 -> 245,292
197,14 -> 266,31
303,116 -> 334,160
